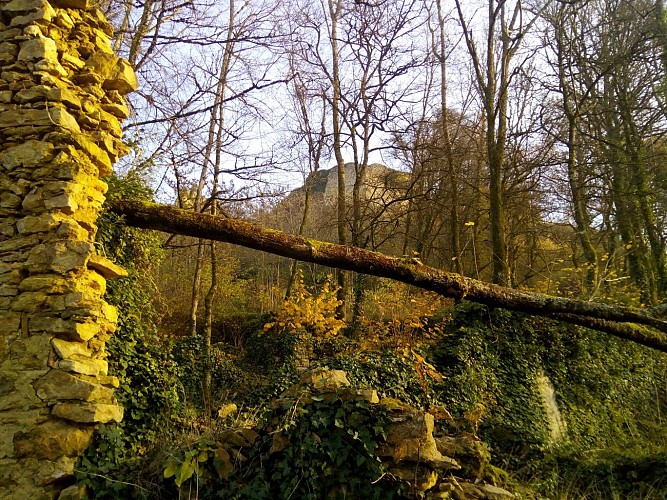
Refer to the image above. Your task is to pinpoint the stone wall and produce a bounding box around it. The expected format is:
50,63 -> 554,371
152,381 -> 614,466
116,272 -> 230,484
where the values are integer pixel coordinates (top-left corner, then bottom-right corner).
0,1 -> 135,497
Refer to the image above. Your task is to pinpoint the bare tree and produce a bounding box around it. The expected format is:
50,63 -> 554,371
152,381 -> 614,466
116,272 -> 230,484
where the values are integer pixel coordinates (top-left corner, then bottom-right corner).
454,0 -> 550,286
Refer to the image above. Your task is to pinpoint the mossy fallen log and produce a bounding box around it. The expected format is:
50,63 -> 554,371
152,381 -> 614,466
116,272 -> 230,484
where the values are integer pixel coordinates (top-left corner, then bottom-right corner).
109,200 -> 667,353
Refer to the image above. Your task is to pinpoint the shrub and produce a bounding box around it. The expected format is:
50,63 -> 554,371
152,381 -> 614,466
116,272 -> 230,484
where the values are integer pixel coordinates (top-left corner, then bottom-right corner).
263,271 -> 344,338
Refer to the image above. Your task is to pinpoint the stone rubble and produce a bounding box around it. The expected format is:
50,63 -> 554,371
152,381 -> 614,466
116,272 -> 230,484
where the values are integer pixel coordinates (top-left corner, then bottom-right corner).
277,368 -> 515,499
0,0 -> 134,497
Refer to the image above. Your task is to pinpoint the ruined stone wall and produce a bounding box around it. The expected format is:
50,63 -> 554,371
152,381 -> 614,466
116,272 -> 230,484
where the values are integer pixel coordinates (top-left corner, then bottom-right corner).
0,1 -> 135,497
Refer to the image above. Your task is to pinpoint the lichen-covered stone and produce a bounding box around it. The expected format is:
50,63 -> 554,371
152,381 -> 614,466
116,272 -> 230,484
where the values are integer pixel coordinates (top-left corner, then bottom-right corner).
13,419 -> 94,460
18,34 -> 57,62
33,369 -> 113,402
58,357 -> 107,376
0,140 -> 55,171
52,401 -> 122,423
87,253 -> 127,279
0,106 -> 80,134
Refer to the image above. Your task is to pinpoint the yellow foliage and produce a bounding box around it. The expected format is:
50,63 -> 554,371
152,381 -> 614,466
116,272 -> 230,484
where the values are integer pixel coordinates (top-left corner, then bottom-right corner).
263,271 -> 344,337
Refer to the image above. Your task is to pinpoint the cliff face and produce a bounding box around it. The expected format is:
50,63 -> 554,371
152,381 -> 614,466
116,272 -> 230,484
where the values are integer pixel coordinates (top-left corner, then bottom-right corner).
0,1 -> 133,498
273,162 -> 410,251
299,162 -> 407,201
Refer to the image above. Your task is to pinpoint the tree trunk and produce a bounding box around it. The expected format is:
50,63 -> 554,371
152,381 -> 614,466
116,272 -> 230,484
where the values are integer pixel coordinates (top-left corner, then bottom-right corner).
328,0 -> 348,319
110,200 -> 667,352
436,0 -> 462,275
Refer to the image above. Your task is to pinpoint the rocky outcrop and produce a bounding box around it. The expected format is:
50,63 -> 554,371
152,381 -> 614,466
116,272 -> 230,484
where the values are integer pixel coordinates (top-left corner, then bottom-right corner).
0,1 -> 133,497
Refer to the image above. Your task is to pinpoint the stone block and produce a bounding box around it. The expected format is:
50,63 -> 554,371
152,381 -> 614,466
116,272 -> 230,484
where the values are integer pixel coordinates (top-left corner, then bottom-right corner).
97,107 -> 123,137
100,102 -> 129,119
21,187 -> 44,212
16,213 -> 63,235
0,140 -> 55,171
0,312 -> 20,335
0,53 -> 15,65
48,291 -> 104,318
23,25 -> 43,37
0,192 -> 21,209
339,387 -> 379,404
83,51 -> 117,79
54,219 -> 90,241
60,52 -> 83,70
0,106 -> 80,134
58,484 -> 87,500
52,401 -> 122,423
33,369 -> 113,403
58,357 -> 107,377
14,85 -> 81,108
0,368 -> 47,410
4,0 -> 56,27
87,254 -> 127,279
100,302 -> 117,323
18,35 -> 57,62
26,240 -> 93,274
69,132 -> 112,174
51,338 -> 92,360
0,408 -> 45,459
103,58 -> 138,94
34,58 -> 68,77
13,419 -> 94,460
50,0 -> 89,9
32,317 -> 99,342
10,291 -> 47,313
2,0 -> 49,13
0,234 -> 40,253
44,190 -> 78,213
8,334 -> 52,368
0,28 -> 22,42
389,467 -> 438,493
98,375 -> 119,388
299,368 -> 350,391
30,316 -> 90,335
19,274 -> 71,293
0,284 -> 18,296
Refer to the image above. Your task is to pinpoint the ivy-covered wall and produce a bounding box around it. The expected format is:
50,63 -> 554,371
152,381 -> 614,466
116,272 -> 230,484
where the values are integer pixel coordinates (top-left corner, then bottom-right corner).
430,304 -> 667,462
0,1 -> 134,497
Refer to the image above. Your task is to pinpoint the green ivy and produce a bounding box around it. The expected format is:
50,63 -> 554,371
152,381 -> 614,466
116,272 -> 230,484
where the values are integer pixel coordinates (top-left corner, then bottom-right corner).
318,350 -> 438,408
212,398 -> 403,499
75,173 -> 183,497
172,335 -> 247,408
427,302 -> 667,496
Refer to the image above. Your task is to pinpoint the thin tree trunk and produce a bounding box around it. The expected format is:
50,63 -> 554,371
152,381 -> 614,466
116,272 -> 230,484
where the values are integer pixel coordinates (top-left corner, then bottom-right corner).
436,0 -> 461,275
285,88 -> 326,298
328,0 -> 348,318
202,0 -> 236,409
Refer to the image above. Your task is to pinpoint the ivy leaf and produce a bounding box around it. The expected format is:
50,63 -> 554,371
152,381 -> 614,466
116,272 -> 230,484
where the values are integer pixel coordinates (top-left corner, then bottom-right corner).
163,459 -> 178,479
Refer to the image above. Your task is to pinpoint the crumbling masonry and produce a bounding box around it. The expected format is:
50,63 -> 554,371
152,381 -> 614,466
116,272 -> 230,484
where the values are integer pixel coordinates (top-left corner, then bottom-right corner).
0,0 -> 135,497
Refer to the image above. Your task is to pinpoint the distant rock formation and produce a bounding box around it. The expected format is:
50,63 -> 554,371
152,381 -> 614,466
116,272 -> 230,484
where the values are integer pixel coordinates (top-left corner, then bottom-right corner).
296,162 -> 409,202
